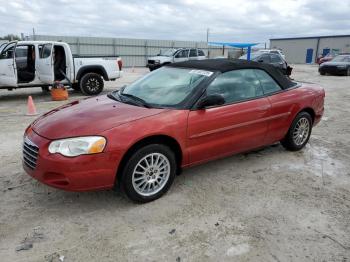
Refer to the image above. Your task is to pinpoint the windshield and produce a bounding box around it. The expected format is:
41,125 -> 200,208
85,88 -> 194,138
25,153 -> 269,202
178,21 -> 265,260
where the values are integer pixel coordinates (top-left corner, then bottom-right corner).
160,49 -> 177,57
239,53 -> 261,60
0,43 -> 7,53
120,67 -> 212,108
331,55 -> 349,62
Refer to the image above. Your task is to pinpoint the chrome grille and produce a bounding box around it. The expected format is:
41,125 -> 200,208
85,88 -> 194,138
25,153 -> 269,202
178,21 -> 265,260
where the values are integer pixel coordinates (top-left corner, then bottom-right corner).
23,137 -> 39,170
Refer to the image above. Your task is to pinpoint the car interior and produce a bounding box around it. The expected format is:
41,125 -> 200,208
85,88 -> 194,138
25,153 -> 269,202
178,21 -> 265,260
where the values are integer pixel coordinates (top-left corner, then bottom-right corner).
207,69 -> 263,104
16,45 -> 36,83
53,45 -> 66,81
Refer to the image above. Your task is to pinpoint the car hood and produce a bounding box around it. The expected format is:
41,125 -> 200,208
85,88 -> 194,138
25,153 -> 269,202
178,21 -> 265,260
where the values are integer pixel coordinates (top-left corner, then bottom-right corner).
31,95 -> 167,140
321,61 -> 348,66
148,56 -> 172,63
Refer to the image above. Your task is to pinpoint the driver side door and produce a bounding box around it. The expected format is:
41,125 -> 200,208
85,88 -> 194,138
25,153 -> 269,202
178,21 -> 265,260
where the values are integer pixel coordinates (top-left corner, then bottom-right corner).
0,42 -> 17,87
36,43 -> 54,84
187,69 -> 271,165
174,49 -> 189,63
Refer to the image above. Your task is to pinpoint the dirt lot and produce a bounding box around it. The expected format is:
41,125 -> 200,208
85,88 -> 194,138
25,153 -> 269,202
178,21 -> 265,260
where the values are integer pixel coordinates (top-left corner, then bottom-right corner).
0,65 -> 349,262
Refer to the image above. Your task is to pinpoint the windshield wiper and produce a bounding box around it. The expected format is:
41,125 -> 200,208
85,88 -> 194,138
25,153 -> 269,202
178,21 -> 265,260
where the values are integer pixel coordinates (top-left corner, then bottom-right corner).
120,93 -> 151,108
107,90 -> 122,102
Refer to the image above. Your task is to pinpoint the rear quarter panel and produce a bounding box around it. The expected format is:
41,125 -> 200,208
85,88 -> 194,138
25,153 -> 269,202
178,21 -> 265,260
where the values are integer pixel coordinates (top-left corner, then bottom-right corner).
74,57 -> 121,80
266,83 -> 325,144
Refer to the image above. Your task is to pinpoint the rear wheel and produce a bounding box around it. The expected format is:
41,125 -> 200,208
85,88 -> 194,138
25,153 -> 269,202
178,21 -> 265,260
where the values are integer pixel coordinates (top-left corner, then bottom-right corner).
80,73 -> 104,95
121,144 -> 176,203
281,112 -> 312,151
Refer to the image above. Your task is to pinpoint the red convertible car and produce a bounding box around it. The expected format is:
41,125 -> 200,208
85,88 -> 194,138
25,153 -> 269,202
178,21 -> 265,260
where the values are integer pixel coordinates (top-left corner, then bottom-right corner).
23,59 -> 325,202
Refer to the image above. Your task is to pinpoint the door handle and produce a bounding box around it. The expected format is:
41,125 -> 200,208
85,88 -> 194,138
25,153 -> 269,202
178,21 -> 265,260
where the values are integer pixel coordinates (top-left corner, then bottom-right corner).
259,106 -> 270,111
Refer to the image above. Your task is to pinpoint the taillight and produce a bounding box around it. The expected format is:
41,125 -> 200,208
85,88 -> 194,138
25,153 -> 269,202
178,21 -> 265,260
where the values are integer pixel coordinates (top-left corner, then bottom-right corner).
117,60 -> 123,71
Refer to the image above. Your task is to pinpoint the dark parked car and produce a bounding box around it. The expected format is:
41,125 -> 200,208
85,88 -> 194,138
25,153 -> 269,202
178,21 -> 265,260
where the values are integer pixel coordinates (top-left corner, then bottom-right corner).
240,53 -> 292,76
319,55 -> 350,76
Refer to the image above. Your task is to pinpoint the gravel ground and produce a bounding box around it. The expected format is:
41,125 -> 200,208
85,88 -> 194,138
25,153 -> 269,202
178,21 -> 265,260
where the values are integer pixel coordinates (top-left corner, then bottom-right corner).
0,65 -> 349,262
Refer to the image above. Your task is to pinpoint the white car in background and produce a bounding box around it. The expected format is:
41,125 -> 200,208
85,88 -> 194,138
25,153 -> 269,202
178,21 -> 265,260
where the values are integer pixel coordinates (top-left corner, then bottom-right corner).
0,41 -> 123,95
256,49 -> 286,60
147,48 -> 206,71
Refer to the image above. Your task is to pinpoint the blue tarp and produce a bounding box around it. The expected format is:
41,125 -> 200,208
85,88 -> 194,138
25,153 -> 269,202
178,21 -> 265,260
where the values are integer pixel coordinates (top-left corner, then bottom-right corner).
208,42 -> 258,48
208,42 -> 259,60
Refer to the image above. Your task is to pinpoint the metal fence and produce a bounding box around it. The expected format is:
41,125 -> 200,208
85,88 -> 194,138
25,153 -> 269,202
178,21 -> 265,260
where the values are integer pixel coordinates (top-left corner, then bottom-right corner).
29,35 -> 239,67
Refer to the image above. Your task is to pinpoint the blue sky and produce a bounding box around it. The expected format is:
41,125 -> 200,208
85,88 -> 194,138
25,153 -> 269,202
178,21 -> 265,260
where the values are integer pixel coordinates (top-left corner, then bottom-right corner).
0,0 -> 349,43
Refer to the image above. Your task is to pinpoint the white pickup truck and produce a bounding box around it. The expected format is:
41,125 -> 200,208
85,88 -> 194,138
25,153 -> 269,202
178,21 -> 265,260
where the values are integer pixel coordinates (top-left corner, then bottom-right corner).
0,41 -> 123,95
147,48 -> 206,71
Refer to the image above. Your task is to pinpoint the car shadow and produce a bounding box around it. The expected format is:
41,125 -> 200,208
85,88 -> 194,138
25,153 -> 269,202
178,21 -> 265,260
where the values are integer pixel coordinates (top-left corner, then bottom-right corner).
22,143 -> 286,216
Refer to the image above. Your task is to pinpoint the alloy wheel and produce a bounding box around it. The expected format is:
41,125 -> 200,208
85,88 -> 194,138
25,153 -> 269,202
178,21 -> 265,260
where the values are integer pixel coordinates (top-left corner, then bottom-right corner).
292,117 -> 310,146
131,153 -> 171,197
86,78 -> 100,92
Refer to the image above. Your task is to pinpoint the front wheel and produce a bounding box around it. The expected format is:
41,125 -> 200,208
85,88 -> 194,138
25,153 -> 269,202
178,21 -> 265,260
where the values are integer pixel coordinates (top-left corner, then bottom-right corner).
121,144 -> 176,203
281,112 -> 312,151
80,73 -> 104,95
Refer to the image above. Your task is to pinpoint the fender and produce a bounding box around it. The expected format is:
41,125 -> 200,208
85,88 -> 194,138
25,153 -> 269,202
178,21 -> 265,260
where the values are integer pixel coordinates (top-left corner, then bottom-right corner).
76,65 -> 109,81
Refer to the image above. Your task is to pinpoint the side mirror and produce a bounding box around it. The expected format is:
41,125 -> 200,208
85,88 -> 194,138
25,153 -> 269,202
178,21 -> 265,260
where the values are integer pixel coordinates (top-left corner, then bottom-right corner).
197,94 -> 225,109
258,59 -> 264,63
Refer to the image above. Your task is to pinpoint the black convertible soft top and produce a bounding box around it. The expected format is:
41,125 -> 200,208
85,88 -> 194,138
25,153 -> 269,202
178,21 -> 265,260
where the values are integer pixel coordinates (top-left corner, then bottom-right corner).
168,58 -> 296,90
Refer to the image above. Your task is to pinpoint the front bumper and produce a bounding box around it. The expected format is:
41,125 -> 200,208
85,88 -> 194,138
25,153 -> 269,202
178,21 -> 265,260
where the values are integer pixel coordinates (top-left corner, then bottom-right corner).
319,66 -> 347,75
23,130 -> 121,192
147,63 -> 161,70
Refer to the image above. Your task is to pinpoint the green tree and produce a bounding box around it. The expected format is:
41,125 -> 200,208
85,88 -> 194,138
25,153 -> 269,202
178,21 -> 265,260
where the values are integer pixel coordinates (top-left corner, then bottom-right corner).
0,34 -> 21,41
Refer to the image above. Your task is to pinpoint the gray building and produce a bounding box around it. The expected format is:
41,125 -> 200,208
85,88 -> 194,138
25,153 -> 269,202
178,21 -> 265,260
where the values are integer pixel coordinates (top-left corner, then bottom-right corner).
270,35 -> 350,64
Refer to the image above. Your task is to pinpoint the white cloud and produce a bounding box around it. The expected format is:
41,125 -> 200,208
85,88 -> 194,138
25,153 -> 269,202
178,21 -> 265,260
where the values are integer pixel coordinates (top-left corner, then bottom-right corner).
0,0 -> 349,42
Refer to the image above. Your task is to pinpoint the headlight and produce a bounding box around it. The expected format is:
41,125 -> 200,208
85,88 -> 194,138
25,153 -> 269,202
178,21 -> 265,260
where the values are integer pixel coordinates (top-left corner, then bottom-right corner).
337,65 -> 346,69
48,136 -> 106,157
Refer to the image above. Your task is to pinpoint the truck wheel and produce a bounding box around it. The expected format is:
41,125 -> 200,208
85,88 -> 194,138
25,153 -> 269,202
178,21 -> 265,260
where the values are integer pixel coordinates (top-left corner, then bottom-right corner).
80,73 -> 104,95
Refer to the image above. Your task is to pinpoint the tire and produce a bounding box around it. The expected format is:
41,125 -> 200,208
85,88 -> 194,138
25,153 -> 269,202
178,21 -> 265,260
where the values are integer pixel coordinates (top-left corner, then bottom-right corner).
79,73 -> 104,95
121,144 -> 177,203
346,67 -> 350,76
41,86 -> 50,92
320,71 -> 326,76
281,111 -> 313,151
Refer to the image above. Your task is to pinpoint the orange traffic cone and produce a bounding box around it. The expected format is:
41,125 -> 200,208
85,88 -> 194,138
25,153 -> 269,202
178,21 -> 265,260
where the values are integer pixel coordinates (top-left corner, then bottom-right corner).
26,96 -> 38,116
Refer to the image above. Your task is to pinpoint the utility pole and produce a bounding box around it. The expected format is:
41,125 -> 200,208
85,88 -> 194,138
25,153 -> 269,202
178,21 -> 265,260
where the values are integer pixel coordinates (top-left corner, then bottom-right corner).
206,28 -> 210,58
32,28 -> 36,40
206,28 -> 209,43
